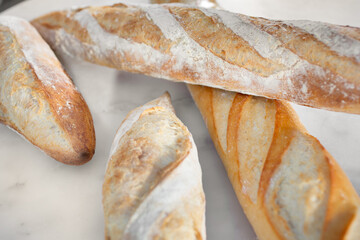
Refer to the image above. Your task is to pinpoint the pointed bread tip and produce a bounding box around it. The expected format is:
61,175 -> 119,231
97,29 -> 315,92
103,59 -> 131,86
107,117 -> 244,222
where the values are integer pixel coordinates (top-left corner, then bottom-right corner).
147,91 -> 175,113
159,91 -> 175,112
159,91 -> 171,104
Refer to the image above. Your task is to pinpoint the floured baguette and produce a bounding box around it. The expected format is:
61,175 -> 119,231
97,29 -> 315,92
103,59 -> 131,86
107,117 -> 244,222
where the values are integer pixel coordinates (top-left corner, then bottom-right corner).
0,16 -> 95,165
188,84 -> 360,240
103,93 -> 206,240
31,3 -> 360,114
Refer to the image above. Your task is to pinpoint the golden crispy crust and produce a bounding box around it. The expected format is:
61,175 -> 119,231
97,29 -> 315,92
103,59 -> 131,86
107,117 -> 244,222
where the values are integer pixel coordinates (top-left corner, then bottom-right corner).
188,84 -> 360,240
168,7 -> 285,77
103,93 -> 205,240
0,17 -> 95,165
248,17 -> 359,84
32,3 -> 360,114
33,10 -> 93,45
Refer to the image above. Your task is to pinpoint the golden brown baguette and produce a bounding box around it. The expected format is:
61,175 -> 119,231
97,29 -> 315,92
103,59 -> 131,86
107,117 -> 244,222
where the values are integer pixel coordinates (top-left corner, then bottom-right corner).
31,3 -> 360,114
188,84 -> 360,240
103,93 -> 205,240
0,16 -> 95,165
157,0 -> 360,239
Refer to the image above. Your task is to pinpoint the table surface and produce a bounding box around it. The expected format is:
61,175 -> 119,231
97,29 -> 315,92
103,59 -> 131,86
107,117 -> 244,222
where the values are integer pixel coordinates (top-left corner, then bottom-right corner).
0,0 -> 359,239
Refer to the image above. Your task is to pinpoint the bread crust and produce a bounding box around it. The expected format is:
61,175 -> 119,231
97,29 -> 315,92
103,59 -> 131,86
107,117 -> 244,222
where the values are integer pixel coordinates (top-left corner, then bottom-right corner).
32,3 -> 360,114
103,93 -> 205,240
188,84 -> 360,240
0,16 -> 95,165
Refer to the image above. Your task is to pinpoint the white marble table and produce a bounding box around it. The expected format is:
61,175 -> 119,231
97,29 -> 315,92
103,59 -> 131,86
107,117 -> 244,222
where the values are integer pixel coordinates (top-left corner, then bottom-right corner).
0,0 -> 359,239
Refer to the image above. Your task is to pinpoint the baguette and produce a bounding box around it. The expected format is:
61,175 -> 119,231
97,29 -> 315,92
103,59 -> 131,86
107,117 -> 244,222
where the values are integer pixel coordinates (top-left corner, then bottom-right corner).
0,16 -> 95,165
103,93 -> 205,240
31,3 -> 360,114
188,84 -> 360,240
